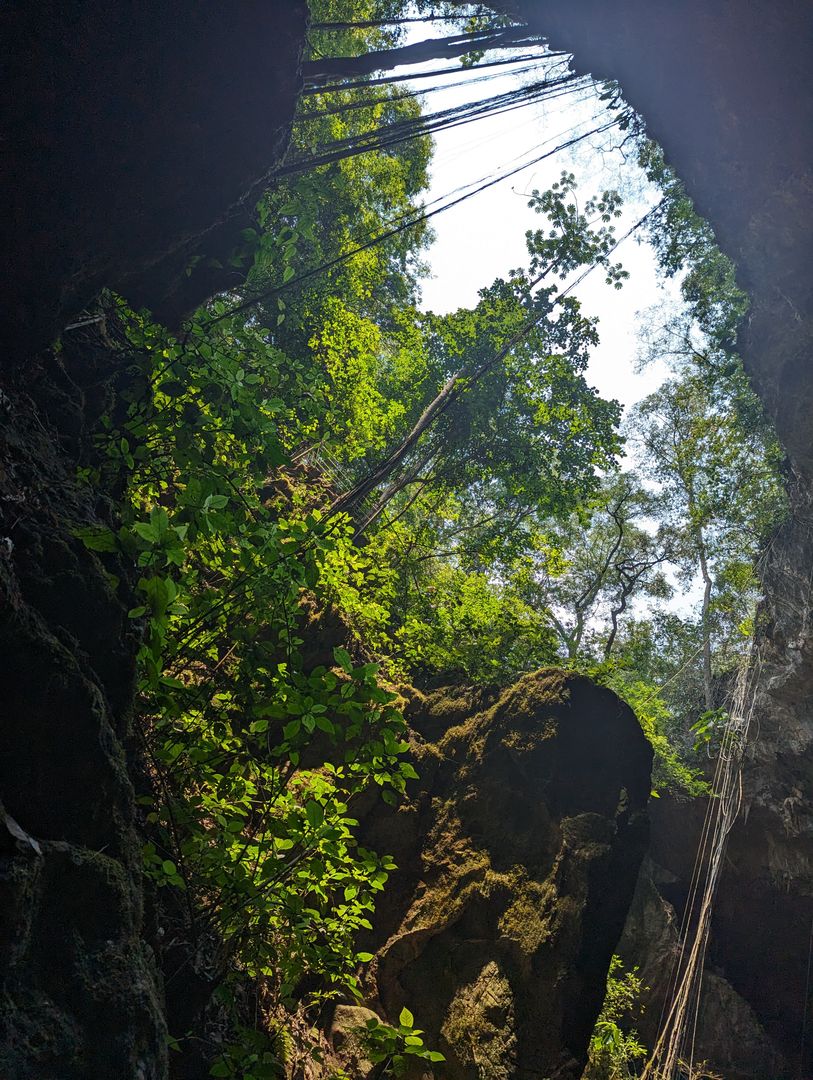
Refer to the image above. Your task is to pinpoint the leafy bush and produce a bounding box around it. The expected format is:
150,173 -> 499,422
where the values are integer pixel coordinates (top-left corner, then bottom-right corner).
585,956 -> 647,1080
359,1008 -> 445,1078
82,299 -> 415,1020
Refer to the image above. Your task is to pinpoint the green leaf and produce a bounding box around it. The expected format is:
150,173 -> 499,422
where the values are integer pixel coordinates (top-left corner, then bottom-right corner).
399,1007 -> 414,1028
333,646 -> 353,674
314,713 -> 335,735
133,522 -> 158,542
75,526 -> 118,553
305,800 -> 324,829
149,506 -> 170,534
282,719 -> 301,741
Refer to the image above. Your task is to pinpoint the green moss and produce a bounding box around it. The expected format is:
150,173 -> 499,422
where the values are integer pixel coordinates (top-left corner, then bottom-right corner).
442,961 -> 516,1079
494,669 -> 570,722
498,872 -> 556,955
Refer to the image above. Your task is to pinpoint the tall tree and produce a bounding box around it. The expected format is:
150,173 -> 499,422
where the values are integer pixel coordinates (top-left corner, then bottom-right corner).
515,473 -> 673,660
630,371 -> 784,707
335,173 -> 628,526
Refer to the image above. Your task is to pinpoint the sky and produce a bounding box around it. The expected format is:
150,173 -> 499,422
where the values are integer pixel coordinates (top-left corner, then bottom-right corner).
398,40 -> 682,414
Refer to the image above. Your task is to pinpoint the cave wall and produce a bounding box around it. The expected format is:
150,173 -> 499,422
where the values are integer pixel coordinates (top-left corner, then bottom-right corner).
0,5 -> 307,1077
0,320 -> 168,1079
3,1 -> 813,1077
616,855 -> 789,1080
1,1 -> 307,359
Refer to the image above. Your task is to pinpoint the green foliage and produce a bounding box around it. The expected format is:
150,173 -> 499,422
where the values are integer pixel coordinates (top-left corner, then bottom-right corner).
626,140 -> 787,722
631,371 -> 785,600
518,472 -> 673,660
308,297 -> 407,459
690,707 -> 732,757
359,1009 -> 445,1077
209,1028 -> 285,1080
636,135 -> 786,595
321,171 -> 630,686
525,173 -> 629,289
585,956 -> 648,1080
417,272 -> 622,519
394,562 -> 559,683
72,3 -> 461,1063
73,7 -> 790,1065
86,298 -> 416,1017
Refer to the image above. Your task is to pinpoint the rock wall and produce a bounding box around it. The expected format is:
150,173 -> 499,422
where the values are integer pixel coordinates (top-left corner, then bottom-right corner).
691,480 -> 813,1077
617,857 -> 788,1080
603,482 -> 813,1078
0,6 -> 306,1077
1,1 -> 307,360
0,323 -> 166,1079
342,672 -> 652,1080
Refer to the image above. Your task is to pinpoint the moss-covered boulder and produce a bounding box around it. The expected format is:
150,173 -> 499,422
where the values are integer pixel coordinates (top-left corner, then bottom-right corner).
355,670 -> 652,1080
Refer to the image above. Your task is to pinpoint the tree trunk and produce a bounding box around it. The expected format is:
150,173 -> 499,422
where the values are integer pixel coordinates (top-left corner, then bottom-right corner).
605,586 -> 631,658
303,27 -> 535,86
332,369 -> 463,517
353,451 -> 435,538
570,612 -> 585,658
332,301 -> 551,520
696,528 -> 714,710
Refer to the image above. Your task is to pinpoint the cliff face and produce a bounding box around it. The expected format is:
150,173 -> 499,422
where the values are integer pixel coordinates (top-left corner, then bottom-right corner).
0,6 -> 306,1077
645,486 -> 813,1078
600,488 -> 813,1077
343,673 -> 652,1080
616,857 -> 788,1080
0,322 -> 166,1079
701,484 -> 813,1075
1,1 -> 307,360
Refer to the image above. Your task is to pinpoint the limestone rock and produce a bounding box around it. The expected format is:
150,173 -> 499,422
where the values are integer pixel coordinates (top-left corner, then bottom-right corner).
354,670 -> 652,1080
